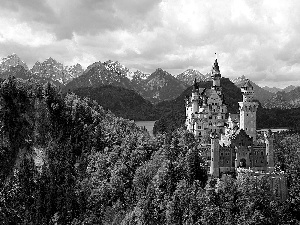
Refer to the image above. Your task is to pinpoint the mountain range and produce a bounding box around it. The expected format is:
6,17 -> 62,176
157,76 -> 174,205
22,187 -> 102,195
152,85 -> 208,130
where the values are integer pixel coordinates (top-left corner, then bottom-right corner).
263,87 -> 300,109
262,85 -> 297,93
0,54 -> 83,85
1,53 -> 299,109
0,54 -> 189,103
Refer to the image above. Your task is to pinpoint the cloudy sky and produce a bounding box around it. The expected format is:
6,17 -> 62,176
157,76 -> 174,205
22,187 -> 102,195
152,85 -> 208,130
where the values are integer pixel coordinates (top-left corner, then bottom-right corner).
1,0 -> 300,88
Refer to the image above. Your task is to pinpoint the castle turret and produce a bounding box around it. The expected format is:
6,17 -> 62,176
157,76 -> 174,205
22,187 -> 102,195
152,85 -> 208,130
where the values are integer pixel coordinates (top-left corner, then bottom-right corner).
191,78 -> 199,114
211,59 -> 222,94
239,79 -> 258,142
264,130 -> 274,172
210,132 -> 220,177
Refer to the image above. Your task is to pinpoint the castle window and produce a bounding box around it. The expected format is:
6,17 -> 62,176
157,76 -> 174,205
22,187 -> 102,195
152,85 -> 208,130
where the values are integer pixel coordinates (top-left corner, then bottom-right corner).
212,158 -> 213,161
255,160 -> 258,163
261,152 -> 263,155
227,160 -> 229,164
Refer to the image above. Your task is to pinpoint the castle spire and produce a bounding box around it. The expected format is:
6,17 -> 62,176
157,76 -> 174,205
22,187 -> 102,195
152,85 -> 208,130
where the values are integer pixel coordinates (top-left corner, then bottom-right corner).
192,78 -> 198,92
211,55 -> 222,94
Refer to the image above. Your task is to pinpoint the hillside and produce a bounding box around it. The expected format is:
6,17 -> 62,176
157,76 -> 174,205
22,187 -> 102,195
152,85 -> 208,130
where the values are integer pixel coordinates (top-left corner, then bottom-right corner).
257,104 -> 300,130
0,76 -> 299,225
264,87 -> 300,109
142,68 -> 188,103
72,85 -> 158,121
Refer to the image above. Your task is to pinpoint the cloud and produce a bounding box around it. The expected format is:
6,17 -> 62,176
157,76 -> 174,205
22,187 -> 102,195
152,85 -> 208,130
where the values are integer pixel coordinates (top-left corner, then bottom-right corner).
1,0 -> 300,87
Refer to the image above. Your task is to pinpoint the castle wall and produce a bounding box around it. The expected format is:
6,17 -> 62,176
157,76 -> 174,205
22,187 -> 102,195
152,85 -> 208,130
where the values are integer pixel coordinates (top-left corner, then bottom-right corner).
219,146 -> 235,167
251,145 -> 267,168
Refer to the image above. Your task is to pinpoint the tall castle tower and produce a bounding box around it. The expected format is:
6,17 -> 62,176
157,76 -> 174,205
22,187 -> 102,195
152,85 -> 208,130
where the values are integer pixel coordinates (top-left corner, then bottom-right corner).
238,80 -> 258,142
211,59 -> 222,95
264,130 -> 275,172
191,78 -> 199,114
190,79 -> 200,136
210,132 -> 220,177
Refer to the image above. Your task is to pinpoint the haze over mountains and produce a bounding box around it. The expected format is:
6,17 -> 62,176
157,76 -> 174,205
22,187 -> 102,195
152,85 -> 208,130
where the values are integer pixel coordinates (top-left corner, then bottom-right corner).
1,53 -> 299,111
262,85 -> 297,93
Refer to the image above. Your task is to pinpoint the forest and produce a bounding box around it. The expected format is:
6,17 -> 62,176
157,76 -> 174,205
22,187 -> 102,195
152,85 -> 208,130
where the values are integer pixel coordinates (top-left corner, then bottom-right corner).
0,77 -> 299,224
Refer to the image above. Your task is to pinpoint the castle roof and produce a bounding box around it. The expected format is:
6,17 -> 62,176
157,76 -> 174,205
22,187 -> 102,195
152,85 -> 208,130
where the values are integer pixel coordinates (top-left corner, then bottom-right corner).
212,59 -> 220,73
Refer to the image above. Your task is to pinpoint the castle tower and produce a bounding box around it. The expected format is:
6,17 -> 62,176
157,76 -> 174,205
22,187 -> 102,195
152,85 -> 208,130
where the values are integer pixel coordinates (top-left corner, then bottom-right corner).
239,80 -> 258,142
210,132 -> 220,177
191,78 -> 200,136
211,59 -> 222,94
191,78 -> 199,114
264,130 -> 275,172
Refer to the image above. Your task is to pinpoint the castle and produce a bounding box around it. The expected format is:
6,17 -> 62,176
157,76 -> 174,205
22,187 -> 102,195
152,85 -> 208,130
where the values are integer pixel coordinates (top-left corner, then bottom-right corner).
185,59 -> 275,177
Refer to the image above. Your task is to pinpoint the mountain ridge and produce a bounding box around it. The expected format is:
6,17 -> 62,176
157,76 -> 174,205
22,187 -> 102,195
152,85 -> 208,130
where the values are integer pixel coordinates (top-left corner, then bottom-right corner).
264,86 -> 300,109
2,53 -> 299,106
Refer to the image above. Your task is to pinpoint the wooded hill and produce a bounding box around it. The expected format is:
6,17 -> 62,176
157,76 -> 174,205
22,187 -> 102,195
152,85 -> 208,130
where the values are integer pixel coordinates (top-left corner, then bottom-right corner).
0,77 -> 299,224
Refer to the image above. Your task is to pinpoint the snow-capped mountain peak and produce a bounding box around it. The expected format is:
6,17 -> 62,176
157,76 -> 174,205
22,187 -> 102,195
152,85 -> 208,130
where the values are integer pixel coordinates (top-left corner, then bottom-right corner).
176,68 -> 206,85
30,57 -> 83,85
230,75 -> 247,84
0,54 -> 29,72
103,60 -> 135,80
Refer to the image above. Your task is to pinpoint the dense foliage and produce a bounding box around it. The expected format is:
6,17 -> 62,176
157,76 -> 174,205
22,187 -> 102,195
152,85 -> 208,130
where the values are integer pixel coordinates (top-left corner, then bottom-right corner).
72,85 -> 158,121
0,77 -> 299,224
257,106 -> 300,131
